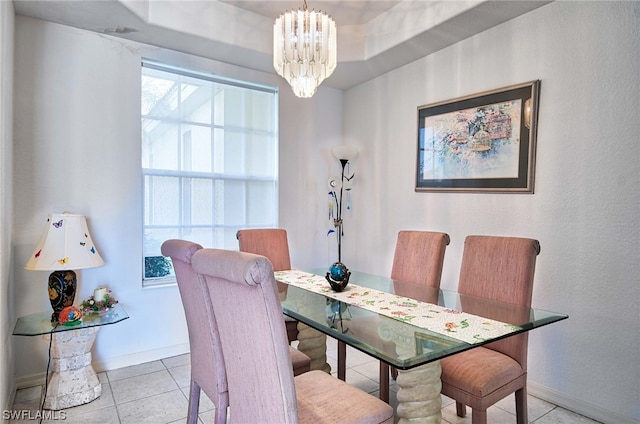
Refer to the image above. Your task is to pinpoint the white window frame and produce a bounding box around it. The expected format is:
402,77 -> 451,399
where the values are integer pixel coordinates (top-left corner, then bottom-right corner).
141,61 -> 279,287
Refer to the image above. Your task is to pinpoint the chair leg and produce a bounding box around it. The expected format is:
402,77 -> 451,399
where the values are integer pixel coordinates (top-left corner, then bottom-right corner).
215,404 -> 228,424
470,408 -> 488,424
515,386 -> 528,424
285,317 -> 299,344
456,401 -> 467,417
337,340 -> 347,381
187,381 -> 201,424
379,362 -> 390,403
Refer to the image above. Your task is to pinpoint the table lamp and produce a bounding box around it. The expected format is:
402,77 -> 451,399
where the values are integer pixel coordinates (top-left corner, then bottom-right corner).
25,212 -> 104,322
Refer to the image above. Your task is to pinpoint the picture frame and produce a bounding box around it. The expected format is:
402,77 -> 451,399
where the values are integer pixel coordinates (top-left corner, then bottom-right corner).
415,331 -> 457,355
416,80 -> 540,193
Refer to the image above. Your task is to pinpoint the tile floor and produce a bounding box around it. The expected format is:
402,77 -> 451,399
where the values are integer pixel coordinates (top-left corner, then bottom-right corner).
10,339 -> 601,424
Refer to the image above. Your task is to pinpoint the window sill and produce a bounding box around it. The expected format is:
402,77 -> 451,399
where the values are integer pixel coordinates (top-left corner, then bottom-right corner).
142,277 -> 177,289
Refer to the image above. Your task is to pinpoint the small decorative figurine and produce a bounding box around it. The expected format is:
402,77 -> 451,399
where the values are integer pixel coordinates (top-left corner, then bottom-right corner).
58,305 -> 83,325
325,261 -> 351,292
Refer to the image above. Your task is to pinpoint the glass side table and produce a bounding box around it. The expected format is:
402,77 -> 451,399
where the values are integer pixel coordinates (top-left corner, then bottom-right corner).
13,304 -> 129,410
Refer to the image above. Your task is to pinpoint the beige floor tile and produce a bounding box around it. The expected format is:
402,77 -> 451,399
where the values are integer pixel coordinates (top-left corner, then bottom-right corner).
178,385 -> 215,413
110,369 -> 179,404
345,345 -> 379,368
46,406 -> 120,424
198,408 -> 223,424
442,401 -> 520,424
11,338 -> 599,424
494,393 -> 557,422
8,398 -> 43,424
106,360 -> 165,382
116,389 -> 188,424
98,371 -> 109,384
13,386 -> 42,405
8,408 -> 69,424
167,363 -> 191,388
10,398 -> 41,410
162,353 -> 190,369
533,407 -> 602,424
351,357 -> 383,381
344,368 -> 380,394
326,352 -> 338,374
441,395 -> 456,408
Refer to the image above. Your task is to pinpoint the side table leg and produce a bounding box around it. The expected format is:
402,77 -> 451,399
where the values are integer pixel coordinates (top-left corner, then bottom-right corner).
43,327 -> 102,410
396,360 -> 442,424
296,322 -> 330,373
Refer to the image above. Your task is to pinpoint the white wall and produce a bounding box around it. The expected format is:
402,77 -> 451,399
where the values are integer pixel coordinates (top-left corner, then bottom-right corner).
11,15 -> 343,382
0,0 -> 15,413
343,2 -> 639,422
10,2 -> 639,423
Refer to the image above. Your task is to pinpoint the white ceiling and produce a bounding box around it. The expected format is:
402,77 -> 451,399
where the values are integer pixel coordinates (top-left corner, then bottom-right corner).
219,1 -> 403,25
12,0 -> 551,90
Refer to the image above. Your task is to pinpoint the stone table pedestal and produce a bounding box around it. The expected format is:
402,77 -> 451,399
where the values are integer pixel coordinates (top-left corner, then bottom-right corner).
42,326 -> 102,410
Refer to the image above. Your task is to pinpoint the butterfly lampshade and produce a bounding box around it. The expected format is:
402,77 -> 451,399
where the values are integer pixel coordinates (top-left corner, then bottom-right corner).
25,212 -> 104,322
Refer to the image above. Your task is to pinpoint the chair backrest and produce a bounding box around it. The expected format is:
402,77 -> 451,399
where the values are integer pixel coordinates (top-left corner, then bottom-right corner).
160,240 -> 228,405
236,229 -> 292,271
390,231 -> 450,288
192,249 -> 299,424
457,235 -> 540,367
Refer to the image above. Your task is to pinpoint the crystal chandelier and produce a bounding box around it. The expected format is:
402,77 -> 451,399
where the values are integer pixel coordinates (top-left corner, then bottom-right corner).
273,0 -> 337,98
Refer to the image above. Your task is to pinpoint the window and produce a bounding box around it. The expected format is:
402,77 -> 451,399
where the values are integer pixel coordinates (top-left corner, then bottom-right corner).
141,61 -> 279,286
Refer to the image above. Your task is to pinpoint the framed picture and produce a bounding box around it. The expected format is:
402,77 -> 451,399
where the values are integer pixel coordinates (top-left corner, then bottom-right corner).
416,80 -> 540,193
415,331 -> 457,355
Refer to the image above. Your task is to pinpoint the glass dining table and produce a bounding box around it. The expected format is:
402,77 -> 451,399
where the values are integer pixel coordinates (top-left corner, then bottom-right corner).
276,269 -> 568,424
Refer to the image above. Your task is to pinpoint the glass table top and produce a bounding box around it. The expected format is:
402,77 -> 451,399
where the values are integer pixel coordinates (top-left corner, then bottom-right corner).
279,269 -> 568,370
13,304 -> 129,336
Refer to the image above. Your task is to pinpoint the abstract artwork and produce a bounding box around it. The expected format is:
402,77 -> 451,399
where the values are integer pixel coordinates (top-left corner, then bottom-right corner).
416,81 -> 540,193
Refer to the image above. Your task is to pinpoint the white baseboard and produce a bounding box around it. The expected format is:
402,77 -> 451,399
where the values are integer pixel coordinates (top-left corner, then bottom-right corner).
528,381 -> 639,424
13,374 -> 44,392
93,343 -> 190,374
13,343 -> 190,390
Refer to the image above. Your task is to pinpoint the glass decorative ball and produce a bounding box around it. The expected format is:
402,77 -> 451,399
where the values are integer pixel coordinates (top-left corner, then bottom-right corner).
330,262 -> 349,281
326,262 -> 351,292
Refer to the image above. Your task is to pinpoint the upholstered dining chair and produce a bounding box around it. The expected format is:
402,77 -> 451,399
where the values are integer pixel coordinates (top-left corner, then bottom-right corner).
383,230 -> 450,392
236,228 -> 299,343
191,248 -> 394,424
337,231 -> 450,400
439,235 -> 540,424
160,239 -> 228,424
161,239 -> 310,424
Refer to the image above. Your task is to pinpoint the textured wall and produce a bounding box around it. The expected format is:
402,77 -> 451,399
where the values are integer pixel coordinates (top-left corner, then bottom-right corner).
342,2 -> 639,421
8,2 -> 639,422
10,15 -> 343,381
0,0 -> 15,413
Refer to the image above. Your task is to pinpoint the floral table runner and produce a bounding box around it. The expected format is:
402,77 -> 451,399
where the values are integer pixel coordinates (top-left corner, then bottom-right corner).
275,269 -> 521,344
